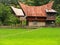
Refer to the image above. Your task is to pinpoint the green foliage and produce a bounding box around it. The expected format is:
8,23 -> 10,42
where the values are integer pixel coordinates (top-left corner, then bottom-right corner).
20,0 -> 50,6
0,3 -> 20,25
56,16 -> 60,24
32,0 -> 50,6
0,0 -> 18,5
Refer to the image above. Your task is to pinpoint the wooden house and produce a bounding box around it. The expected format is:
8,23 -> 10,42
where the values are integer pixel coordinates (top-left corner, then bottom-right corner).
11,1 -> 57,27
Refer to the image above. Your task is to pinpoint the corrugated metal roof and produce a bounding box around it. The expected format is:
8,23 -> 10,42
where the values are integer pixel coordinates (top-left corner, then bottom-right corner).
19,1 -> 54,17
46,9 -> 57,12
11,6 -> 24,16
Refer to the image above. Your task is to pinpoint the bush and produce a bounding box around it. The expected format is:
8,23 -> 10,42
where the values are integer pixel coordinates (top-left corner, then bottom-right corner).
0,3 -> 20,26
56,16 -> 60,26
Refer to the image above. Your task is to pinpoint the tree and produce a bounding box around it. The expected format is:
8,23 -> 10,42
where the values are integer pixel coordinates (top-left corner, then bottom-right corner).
0,3 -> 20,25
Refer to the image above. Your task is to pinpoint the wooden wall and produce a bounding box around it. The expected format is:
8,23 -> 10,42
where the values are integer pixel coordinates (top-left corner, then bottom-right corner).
26,17 -> 46,26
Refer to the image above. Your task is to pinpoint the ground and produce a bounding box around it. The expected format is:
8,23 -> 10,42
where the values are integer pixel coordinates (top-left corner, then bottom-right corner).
0,27 -> 60,45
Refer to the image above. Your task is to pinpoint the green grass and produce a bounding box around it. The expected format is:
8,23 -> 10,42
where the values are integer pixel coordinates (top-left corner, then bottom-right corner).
0,27 -> 60,45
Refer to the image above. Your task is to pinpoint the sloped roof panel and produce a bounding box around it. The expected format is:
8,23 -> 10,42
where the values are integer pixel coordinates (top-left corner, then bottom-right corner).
11,6 -> 24,16
46,9 -> 57,12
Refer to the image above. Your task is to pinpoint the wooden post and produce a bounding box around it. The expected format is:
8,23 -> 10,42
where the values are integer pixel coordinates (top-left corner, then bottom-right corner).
20,21 -> 22,26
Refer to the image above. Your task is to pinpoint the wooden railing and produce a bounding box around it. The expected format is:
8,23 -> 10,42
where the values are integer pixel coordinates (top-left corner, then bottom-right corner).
46,16 -> 56,20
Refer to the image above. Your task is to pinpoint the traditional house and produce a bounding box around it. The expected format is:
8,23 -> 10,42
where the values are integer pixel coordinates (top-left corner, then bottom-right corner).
11,1 -> 57,27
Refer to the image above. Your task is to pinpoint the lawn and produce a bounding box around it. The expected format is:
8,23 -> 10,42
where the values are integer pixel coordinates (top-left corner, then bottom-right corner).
0,27 -> 60,45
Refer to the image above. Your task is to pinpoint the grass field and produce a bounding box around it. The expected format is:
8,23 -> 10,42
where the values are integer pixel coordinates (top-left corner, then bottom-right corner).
0,27 -> 60,45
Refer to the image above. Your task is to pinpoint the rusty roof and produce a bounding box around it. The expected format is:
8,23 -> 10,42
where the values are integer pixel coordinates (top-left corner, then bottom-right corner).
19,1 -> 54,17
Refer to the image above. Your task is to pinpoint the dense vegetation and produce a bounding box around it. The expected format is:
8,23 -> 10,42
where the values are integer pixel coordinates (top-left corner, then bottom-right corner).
0,0 -> 60,26
0,28 -> 60,45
